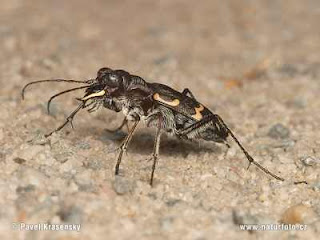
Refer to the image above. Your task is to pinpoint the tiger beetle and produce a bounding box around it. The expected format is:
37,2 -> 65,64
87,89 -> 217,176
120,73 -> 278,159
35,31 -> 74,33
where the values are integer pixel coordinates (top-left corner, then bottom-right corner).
22,67 -> 307,186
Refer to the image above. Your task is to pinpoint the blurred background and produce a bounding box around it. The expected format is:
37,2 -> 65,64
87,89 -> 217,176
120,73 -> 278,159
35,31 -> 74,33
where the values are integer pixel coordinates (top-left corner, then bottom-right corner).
2,0 -> 319,92
1,0 -> 319,239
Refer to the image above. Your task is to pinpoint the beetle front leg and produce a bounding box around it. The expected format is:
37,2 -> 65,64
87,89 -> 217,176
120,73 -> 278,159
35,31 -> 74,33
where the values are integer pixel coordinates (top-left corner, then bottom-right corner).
45,103 -> 85,137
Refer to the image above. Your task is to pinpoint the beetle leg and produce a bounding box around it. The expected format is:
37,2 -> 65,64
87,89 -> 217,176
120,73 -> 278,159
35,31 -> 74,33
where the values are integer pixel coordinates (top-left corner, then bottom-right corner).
177,116 -> 222,140
149,116 -> 162,186
115,120 -> 139,175
177,114 -> 285,182
213,114 -> 285,181
45,102 -> 85,137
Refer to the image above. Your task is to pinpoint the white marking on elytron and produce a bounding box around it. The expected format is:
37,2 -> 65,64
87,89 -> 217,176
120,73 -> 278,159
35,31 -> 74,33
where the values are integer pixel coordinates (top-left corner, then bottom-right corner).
192,104 -> 204,120
81,90 -> 106,101
153,93 -> 180,106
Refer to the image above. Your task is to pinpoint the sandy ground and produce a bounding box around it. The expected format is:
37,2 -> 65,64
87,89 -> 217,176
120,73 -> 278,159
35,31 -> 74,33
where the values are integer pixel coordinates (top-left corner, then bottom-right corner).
0,0 -> 320,239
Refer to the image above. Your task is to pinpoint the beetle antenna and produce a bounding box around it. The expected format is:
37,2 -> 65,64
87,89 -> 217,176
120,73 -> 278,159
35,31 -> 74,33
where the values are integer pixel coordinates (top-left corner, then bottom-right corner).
21,79 -> 92,100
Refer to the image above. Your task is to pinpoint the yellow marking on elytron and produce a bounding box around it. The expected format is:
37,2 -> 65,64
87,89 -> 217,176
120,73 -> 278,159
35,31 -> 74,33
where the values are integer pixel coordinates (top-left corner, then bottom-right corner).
153,93 -> 180,107
192,104 -> 205,120
81,90 -> 106,101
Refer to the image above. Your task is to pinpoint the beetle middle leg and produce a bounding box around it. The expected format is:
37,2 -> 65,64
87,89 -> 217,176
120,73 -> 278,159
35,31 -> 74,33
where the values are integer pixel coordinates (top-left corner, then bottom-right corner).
115,120 -> 139,175
149,116 -> 162,186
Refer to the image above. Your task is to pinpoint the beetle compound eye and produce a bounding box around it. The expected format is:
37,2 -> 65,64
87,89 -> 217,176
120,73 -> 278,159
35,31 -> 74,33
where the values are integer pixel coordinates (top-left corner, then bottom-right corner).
109,73 -> 119,82
107,73 -> 121,88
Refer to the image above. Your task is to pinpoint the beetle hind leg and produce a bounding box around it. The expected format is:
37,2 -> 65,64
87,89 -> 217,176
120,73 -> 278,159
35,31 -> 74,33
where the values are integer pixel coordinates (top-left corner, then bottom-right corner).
177,114 -> 285,182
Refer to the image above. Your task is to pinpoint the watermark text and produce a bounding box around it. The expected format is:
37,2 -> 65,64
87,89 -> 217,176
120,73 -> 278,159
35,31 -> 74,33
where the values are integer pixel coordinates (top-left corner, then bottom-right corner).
239,223 -> 307,231
12,222 -> 81,232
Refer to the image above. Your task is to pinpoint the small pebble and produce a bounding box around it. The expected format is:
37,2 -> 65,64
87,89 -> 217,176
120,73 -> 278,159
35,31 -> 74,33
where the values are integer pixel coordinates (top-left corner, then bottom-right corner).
312,182 -> 320,192
258,193 -> 268,202
271,139 -> 295,149
58,206 -> 83,224
268,123 -> 290,139
83,158 -> 105,170
160,217 -> 174,231
76,141 -> 91,150
286,97 -> 307,109
16,184 -> 36,193
153,55 -> 172,65
277,64 -> 299,77
16,166 -> 48,188
74,171 -> 93,187
281,204 -> 317,224
27,131 -> 50,145
165,199 -> 182,207
302,62 -> 320,78
112,176 -> 135,195
0,128 -> 3,141
54,152 -> 73,163
18,144 -> 44,161
13,157 -> 26,164
300,156 -> 320,167
232,210 -> 259,225
0,151 -> 5,162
